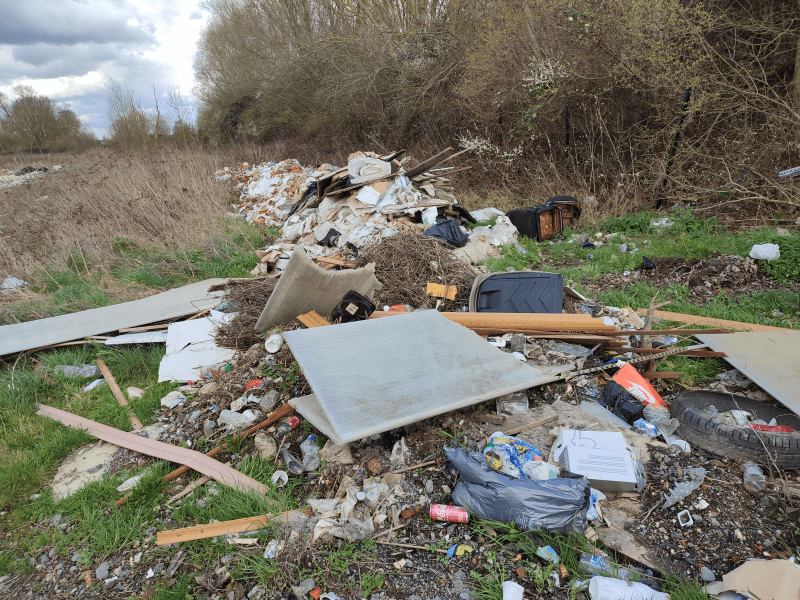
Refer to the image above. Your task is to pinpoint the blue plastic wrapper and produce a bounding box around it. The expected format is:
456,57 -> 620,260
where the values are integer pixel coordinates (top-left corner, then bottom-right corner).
483,432 -> 543,479
445,446 -> 591,534
632,419 -> 658,439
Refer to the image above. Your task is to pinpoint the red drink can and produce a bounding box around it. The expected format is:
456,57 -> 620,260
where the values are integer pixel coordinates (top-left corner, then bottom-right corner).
430,504 -> 468,523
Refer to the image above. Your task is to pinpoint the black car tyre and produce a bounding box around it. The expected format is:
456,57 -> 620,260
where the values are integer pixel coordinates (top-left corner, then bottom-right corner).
671,390 -> 800,469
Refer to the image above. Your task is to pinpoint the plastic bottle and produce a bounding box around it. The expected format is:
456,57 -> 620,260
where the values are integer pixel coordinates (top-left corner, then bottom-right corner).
642,404 -> 679,436
579,554 -> 655,585
588,577 -> 670,600
741,461 -> 766,493
199,363 -> 231,378
275,416 -> 300,437
280,446 -> 303,475
300,434 -> 321,471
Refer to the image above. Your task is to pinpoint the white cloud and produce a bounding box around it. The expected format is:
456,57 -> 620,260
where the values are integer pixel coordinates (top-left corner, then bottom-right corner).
0,0 -> 209,137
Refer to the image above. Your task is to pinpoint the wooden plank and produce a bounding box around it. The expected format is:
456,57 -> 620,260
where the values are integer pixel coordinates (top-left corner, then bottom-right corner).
404,147 -> 455,179
117,403 -> 295,507
640,371 -> 683,379
166,475 -> 210,506
615,347 -> 727,357
505,414 -> 558,436
426,283 -> 457,301
472,412 -> 507,425
119,323 -> 170,333
96,358 -> 143,430
635,309 -> 793,332
297,311 -> 332,328
314,257 -> 355,268
157,508 -> 312,545
369,311 -> 616,334
36,403 -> 267,495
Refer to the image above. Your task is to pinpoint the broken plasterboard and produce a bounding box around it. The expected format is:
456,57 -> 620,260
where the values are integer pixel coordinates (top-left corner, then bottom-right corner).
36,403 -> 266,494
254,247 -> 382,331
105,331 -> 168,346
283,310 -> 567,445
157,314 -> 236,382
0,278 -> 225,356
695,331 -> 800,418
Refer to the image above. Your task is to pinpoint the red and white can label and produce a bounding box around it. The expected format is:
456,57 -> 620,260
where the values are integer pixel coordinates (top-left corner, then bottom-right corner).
430,504 -> 468,523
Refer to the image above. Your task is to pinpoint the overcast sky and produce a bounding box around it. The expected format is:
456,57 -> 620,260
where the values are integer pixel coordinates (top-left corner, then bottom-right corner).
0,0 -> 210,138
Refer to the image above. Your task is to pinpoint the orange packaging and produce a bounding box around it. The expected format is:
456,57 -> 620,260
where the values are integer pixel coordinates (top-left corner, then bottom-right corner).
612,364 -> 667,408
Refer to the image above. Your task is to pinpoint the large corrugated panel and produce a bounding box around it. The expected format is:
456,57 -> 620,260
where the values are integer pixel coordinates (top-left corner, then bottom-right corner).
284,310 -> 567,444
695,331 -> 800,418
1,279 -> 225,356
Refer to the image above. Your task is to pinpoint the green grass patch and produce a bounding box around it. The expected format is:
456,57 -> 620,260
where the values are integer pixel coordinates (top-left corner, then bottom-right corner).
0,345 -> 171,506
2,218 -> 270,325
469,518 -> 711,599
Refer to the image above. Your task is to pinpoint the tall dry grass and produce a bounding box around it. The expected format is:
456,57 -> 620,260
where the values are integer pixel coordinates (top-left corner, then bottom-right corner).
0,143 -> 273,280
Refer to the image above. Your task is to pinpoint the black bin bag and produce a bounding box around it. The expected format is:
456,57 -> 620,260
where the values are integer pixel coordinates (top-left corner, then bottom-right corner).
423,219 -> 469,248
445,447 -> 591,534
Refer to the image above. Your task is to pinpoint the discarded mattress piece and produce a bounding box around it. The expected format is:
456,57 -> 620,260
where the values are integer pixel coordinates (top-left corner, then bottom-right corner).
0,278 -> 225,356
695,331 -> 800,418
36,403 -> 267,495
158,312 -> 237,382
469,272 -> 564,313
284,310 -> 567,445
254,248 -> 382,331
445,446 -> 591,534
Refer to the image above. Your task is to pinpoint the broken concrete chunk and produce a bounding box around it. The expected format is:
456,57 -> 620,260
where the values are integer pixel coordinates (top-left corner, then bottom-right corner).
160,391 -> 186,409
127,387 -> 144,399
254,432 -> 278,460
259,390 -> 280,413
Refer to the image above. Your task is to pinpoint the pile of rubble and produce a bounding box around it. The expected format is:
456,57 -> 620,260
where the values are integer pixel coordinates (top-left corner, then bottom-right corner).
0,165 -> 60,188
214,149 -> 517,274
2,146 -> 800,600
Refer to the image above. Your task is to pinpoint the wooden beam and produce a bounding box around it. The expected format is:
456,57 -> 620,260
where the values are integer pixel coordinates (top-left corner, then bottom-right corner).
96,358 -> 143,430
616,347 -> 727,357
505,414 -> 558,436
370,311 -> 616,334
404,147 -> 455,178
36,403 -> 267,495
157,508 -> 312,545
640,372 -> 683,379
634,309 -> 792,332
472,412 -> 506,425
